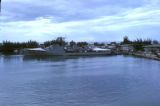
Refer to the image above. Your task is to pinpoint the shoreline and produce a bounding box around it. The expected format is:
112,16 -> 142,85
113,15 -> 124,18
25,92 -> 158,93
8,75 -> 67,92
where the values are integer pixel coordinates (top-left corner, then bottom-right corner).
0,52 -> 160,61
132,53 -> 160,61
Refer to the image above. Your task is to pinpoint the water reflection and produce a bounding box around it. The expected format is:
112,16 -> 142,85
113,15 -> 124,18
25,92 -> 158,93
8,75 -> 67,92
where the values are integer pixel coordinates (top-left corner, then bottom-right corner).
23,55 -> 79,62
23,55 -> 115,62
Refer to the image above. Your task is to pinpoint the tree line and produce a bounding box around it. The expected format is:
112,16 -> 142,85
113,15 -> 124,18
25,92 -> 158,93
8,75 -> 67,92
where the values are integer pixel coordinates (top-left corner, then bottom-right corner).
121,36 -> 159,51
0,36 -> 159,53
0,40 -> 39,53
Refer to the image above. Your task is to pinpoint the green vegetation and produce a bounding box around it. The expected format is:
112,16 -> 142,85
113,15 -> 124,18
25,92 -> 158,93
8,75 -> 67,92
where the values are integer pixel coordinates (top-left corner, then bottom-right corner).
44,37 -> 66,47
121,36 -> 132,44
0,36 -> 159,54
0,40 -> 39,53
68,41 -> 88,48
121,36 -> 153,51
77,42 -> 88,47
132,39 -> 152,51
94,42 -> 105,46
69,41 -> 76,47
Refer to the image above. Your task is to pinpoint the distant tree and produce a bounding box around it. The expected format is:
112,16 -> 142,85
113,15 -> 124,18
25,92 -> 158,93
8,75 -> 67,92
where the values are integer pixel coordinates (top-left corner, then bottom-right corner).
110,42 -> 117,45
152,40 -> 159,44
44,37 -> 66,47
55,37 -> 66,46
44,41 -> 52,47
143,39 -> 152,45
2,41 -> 16,52
77,42 -> 88,47
122,36 -> 131,44
26,40 -> 39,48
1,40 -> 39,53
94,42 -> 105,46
70,40 -> 76,47
132,39 -> 152,51
132,44 -> 144,51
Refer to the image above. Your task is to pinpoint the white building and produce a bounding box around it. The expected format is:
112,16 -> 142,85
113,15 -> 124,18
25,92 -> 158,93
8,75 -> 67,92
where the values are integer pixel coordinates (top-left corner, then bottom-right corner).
92,47 -> 111,53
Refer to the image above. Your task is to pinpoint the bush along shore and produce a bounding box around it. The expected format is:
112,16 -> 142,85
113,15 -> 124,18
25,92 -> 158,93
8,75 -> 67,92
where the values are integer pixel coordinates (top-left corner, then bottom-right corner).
0,36 -> 160,61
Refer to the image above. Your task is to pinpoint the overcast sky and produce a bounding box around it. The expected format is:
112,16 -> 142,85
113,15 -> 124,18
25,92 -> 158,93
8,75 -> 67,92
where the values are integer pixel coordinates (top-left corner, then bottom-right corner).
0,0 -> 160,42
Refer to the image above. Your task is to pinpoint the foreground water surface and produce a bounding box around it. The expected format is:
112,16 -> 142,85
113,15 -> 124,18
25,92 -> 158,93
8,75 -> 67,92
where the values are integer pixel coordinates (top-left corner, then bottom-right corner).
0,55 -> 160,106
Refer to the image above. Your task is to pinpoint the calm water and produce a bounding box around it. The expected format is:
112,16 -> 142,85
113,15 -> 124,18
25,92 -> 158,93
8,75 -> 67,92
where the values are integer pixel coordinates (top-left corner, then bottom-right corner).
0,55 -> 160,106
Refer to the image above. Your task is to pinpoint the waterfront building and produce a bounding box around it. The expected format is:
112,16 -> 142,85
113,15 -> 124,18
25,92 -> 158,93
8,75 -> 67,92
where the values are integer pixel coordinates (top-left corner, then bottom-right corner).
120,44 -> 134,53
144,45 -> 160,57
92,47 -> 111,53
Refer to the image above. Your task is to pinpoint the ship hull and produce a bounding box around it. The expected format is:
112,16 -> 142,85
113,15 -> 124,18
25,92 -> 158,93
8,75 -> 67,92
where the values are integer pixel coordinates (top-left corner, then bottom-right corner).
24,50 -> 111,56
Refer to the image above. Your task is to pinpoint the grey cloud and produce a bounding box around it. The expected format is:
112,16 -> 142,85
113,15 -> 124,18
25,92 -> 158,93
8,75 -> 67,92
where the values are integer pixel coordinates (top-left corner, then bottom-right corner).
2,0 -> 147,22
1,0 -> 160,42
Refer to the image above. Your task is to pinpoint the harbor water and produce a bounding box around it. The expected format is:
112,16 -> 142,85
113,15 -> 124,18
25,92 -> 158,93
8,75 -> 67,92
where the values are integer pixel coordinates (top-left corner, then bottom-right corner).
0,55 -> 160,106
